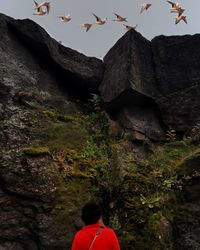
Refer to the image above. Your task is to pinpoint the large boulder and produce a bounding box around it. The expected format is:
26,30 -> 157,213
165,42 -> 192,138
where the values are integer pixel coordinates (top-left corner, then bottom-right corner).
152,35 -> 200,132
98,29 -> 164,141
117,106 -> 165,141
99,29 -> 158,108
99,30 -> 200,138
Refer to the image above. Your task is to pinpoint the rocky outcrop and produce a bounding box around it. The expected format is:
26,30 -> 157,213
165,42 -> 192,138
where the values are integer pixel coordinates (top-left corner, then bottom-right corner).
99,29 -> 200,138
98,29 -> 164,141
152,35 -> 200,132
117,106 -> 165,141
99,29 -> 157,105
1,13 -> 104,99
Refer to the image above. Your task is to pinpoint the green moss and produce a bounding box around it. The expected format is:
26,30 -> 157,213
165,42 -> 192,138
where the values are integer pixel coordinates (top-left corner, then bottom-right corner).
149,142 -> 197,169
41,118 -> 89,151
22,146 -> 50,156
43,109 -> 87,124
43,110 -> 58,121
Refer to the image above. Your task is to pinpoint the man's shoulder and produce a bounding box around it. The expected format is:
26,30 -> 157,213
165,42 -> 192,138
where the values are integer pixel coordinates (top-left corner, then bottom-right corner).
74,225 -> 116,237
102,227 -> 117,236
75,227 -> 86,234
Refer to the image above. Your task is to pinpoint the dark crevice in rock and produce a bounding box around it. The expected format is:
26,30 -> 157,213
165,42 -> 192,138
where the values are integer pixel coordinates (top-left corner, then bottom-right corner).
0,82 -> 10,104
104,88 -> 155,113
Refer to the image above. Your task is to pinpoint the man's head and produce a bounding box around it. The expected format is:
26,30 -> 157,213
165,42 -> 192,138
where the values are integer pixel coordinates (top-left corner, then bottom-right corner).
81,202 -> 102,225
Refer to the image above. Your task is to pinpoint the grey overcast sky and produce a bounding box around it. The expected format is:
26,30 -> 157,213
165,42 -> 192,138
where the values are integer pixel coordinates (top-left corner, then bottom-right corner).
0,0 -> 200,58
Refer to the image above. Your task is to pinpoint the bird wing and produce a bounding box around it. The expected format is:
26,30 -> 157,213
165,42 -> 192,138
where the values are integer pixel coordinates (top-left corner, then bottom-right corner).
114,13 -> 121,18
140,5 -> 145,14
175,17 -> 180,24
178,8 -> 184,17
147,3 -> 152,9
86,24 -> 92,32
37,2 -> 43,8
167,1 -> 175,7
46,4 -> 50,14
183,16 -> 187,24
93,13 -> 101,22
34,1 -> 38,7
177,11 -> 181,17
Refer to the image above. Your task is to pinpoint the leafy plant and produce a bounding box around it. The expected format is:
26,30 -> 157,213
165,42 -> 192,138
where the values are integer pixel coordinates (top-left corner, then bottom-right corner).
166,127 -> 176,142
190,124 -> 200,143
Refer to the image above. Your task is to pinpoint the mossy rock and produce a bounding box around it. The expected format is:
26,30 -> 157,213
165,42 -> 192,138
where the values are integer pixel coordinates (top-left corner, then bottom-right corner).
40,111 -> 90,151
22,146 -> 50,156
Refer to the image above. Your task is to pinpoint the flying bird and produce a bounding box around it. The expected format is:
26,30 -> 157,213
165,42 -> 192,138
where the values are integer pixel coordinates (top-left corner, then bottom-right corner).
81,23 -> 92,32
140,3 -> 152,14
33,7 -> 47,15
58,15 -> 72,22
168,1 -> 184,15
92,14 -> 107,25
171,7 -> 185,16
175,15 -> 187,24
34,1 -> 50,14
113,13 -> 127,22
167,1 -> 180,8
123,24 -> 138,31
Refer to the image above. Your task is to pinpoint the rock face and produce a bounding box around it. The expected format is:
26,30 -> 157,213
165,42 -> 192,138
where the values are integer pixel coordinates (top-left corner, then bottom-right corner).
117,106 -> 165,141
99,29 -> 200,138
99,30 -> 157,105
99,29 -> 164,141
1,12 -> 200,250
4,14 -> 104,98
0,13 -> 103,249
152,35 -> 200,132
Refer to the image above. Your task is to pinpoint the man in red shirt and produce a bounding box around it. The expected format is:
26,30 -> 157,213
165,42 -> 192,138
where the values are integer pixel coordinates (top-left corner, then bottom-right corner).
71,202 -> 120,250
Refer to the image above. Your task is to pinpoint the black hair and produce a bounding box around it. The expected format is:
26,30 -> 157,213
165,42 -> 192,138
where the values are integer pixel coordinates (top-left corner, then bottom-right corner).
81,202 -> 102,225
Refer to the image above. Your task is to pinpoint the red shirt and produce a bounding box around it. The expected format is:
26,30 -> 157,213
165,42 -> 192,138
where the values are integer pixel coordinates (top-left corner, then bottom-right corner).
71,223 -> 120,250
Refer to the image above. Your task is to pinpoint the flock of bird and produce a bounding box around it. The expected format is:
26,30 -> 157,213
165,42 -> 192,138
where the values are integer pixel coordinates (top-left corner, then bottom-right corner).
33,1 -> 187,34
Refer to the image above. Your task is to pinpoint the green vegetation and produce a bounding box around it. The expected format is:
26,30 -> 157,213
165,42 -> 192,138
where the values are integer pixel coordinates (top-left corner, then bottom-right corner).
41,109 -> 90,151
21,94 -> 200,249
